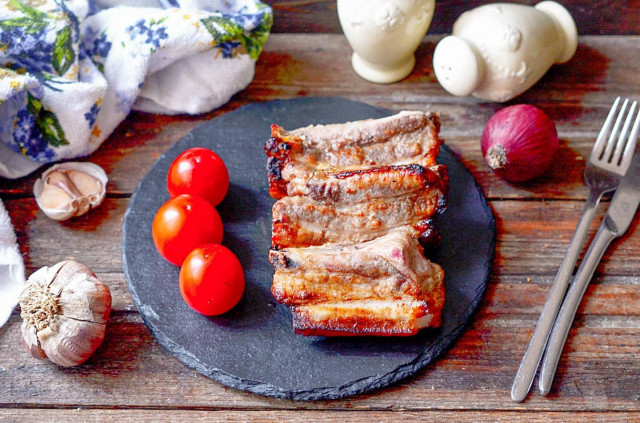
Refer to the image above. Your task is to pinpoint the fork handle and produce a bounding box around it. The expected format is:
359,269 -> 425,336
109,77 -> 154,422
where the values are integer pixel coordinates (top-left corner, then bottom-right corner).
511,190 -> 603,402
538,221 -> 617,395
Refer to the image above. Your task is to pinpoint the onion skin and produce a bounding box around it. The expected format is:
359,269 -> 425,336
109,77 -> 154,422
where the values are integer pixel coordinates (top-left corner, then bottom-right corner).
481,104 -> 559,182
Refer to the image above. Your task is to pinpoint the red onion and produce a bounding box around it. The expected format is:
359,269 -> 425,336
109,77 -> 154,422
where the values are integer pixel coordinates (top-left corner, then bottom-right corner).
481,104 -> 559,182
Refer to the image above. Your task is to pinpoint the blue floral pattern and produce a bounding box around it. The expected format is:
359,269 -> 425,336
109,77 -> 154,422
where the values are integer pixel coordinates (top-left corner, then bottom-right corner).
84,102 -> 100,127
115,91 -> 135,115
83,26 -> 112,58
218,41 -> 242,58
200,4 -> 272,60
0,0 -> 272,173
126,18 -> 169,52
12,108 -> 57,162
0,26 -> 55,75
81,26 -> 111,72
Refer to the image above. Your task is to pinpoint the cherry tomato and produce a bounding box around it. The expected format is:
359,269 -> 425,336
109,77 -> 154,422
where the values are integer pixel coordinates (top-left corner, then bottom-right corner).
167,147 -> 229,206
152,194 -> 223,266
179,244 -> 245,315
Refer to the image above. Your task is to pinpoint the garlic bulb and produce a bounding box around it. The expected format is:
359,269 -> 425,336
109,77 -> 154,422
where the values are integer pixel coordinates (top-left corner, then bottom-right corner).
19,260 -> 112,367
33,162 -> 108,221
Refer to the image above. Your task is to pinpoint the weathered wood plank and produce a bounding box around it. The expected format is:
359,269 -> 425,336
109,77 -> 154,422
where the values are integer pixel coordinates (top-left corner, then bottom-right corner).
6,197 -> 640,277
246,35 -> 631,128
0,31 -> 638,419
0,409 -> 637,423
248,35 -> 635,126
1,314 -> 638,410
5,198 -> 125,273
1,35 -> 637,198
264,0 -> 640,36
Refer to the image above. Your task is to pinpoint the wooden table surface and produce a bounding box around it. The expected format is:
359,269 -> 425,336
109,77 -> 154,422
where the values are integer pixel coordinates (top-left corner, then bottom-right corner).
1,1 -> 639,422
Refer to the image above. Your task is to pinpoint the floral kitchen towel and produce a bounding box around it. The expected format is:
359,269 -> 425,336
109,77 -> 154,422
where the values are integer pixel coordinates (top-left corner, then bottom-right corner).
0,0 -> 272,178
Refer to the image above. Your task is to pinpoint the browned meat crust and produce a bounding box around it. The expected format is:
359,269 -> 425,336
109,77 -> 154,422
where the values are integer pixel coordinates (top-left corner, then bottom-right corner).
292,163 -> 448,203
277,228 -> 445,337
270,228 -> 445,308
265,111 -> 447,336
271,189 -> 445,248
265,111 -> 442,199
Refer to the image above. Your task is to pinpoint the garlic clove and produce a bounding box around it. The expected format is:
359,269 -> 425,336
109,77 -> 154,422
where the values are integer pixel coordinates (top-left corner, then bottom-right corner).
67,170 -> 103,204
37,316 -> 107,367
19,260 -> 111,367
52,261 -> 111,323
46,170 -> 83,197
20,323 -> 48,360
33,162 -> 108,221
38,183 -> 74,210
45,170 -> 92,217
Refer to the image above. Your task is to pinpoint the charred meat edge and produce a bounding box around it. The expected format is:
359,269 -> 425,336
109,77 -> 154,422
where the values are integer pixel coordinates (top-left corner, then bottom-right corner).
265,111 -> 442,199
289,163 -> 448,204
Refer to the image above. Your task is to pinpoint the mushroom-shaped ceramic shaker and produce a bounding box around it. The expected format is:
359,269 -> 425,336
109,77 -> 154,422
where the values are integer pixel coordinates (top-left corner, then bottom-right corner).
337,0 -> 435,83
433,1 -> 577,102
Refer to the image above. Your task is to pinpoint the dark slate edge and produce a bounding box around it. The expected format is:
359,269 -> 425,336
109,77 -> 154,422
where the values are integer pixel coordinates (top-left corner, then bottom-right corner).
122,97 -> 496,401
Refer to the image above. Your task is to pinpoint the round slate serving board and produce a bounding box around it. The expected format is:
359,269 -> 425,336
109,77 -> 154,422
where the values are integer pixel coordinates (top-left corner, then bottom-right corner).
123,97 -> 495,400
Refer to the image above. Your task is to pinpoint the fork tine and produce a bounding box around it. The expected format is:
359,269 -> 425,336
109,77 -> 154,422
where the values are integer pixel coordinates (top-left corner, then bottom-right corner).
613,101 -> 638,165
619,103 -> 640,170
592,96 -> 621,160
602,98 -> 629,162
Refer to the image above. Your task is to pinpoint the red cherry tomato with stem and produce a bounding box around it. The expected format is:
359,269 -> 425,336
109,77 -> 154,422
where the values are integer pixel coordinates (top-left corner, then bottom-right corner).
152,194 -> 223,266
167,147 -> 229,206
179,244 -> 245,315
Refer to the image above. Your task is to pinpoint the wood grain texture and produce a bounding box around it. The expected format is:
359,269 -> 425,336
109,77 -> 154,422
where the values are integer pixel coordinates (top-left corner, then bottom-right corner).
1,198 -> 638,410
0,409 -> 637,423
2,35 -> 637,198
1,30 -> 639,420
264,0 -> 640,35
1,311 -> 638,410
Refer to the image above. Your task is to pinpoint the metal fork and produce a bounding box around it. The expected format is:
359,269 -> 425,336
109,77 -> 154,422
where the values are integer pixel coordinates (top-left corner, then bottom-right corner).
511,97 -> 640,402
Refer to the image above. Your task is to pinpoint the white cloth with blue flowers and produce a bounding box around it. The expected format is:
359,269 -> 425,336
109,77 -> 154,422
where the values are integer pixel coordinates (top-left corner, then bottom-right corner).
0,0 -> 272,178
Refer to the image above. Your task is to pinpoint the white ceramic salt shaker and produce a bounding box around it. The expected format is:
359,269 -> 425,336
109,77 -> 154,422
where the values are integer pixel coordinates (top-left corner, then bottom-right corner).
337,0 -> 436,84
432,1 -> 578,102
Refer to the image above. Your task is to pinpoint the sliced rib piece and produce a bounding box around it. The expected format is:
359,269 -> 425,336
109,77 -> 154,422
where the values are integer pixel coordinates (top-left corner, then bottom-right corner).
270,227 -> 445,309
290,163 -> 448,204
276,228 -> 445,336
265,111 -> 442,199
270,172 -> 446,248
291,300 -> 440,336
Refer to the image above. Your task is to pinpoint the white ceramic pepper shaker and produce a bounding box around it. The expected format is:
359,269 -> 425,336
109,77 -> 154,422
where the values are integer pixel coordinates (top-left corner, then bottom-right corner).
432,1 -> 578,102
337,0 -> 436,84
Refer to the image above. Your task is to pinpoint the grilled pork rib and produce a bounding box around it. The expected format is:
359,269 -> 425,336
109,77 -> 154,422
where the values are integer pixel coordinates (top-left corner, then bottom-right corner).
271,186 -> 445,248
265,111 -> 447,336
290,163 -> 448,204
270,227 -> 445,303
272,229 -> 445,336
265,111 -> 442,199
